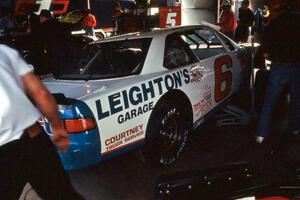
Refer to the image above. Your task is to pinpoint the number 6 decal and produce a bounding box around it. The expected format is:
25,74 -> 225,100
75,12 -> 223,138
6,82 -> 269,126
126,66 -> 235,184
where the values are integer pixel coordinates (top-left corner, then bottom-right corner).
214,55 -> 233,102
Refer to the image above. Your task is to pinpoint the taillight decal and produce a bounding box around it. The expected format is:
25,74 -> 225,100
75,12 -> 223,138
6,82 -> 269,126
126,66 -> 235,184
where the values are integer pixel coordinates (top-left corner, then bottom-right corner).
64,117 -> 95,134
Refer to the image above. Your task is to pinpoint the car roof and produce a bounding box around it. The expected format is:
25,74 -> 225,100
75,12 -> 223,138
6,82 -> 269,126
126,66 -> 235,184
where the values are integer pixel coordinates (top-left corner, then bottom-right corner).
90,24 -> 234,75
94,24 -> 216,43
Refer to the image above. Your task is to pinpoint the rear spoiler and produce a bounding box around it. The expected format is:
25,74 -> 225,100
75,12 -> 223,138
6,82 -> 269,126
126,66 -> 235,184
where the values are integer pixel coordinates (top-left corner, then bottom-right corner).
200,20 -> 221,32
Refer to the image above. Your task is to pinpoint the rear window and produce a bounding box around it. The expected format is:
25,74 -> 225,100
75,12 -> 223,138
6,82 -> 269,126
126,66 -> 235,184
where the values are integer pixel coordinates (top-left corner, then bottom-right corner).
56,38 -> 152,80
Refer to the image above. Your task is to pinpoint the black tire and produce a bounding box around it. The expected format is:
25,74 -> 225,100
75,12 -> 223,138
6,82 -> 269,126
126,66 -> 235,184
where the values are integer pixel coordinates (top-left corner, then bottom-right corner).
96,33 -> 105,40
140,102 -> 190,165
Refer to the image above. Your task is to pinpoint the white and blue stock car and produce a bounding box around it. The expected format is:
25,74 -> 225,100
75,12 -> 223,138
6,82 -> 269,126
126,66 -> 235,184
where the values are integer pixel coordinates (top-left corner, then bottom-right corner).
40,25 -> 251,170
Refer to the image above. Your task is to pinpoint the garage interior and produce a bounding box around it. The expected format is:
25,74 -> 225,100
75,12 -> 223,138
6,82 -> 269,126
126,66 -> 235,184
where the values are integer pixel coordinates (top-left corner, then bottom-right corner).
1,0 -> 300,199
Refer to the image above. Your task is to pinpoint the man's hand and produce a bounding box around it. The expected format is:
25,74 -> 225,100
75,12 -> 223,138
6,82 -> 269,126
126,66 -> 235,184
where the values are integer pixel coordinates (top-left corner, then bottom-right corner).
22,72 -> 71,153
51,127 -> 70,154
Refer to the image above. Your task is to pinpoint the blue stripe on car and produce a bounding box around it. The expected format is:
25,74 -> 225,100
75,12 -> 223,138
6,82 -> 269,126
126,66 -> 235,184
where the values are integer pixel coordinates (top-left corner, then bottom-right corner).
44,99 -> 144,170
58,100 -> 102,170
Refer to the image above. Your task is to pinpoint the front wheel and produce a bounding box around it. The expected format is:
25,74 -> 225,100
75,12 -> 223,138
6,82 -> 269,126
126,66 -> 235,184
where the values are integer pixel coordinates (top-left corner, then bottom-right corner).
95,32 -> 105,40
140,103 -> 190,165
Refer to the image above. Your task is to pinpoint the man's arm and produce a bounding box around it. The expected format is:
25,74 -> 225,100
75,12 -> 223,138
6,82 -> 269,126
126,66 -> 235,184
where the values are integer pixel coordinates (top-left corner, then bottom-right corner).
21,71 -> 70,153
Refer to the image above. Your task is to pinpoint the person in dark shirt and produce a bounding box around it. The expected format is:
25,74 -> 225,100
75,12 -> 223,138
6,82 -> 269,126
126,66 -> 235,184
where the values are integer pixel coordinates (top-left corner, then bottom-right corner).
38,9 -> 71,75
26,12 -> 48,75
234,0 -> 254,43
0,8 -> 18,34
113,1 -> 124,34
255,0 -> 300,143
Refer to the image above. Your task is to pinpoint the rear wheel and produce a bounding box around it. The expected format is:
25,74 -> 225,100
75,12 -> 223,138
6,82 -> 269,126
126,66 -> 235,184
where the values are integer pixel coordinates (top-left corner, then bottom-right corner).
96,32 -> 105,40
140,103 -> 190,165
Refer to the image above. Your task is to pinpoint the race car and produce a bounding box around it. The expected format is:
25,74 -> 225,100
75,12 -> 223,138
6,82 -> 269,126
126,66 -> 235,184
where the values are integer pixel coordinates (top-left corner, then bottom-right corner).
59,9 -> 113,39
40,24 -> 251,170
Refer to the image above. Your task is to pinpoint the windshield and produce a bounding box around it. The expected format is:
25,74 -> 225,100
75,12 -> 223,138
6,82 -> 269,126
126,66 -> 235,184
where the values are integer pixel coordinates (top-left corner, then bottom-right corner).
57,38 -> 152,80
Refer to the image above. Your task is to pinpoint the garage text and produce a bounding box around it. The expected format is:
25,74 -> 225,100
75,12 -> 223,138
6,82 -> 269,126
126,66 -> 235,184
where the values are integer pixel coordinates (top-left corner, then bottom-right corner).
95,69 -> 190,122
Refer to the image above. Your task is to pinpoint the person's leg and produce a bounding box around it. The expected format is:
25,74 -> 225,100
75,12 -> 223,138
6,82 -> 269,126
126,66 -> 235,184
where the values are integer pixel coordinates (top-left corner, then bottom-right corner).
257,67 -> 285,139
234,26 -> 241,42
0,140 -> 27,200
241,27 -> 250,42
90,27 -> 95,37
85,27 -> 95,37
289,66 -> 300,133
85,27 -> 91,36
23,129 -> 84,200
225,32 -> 234,40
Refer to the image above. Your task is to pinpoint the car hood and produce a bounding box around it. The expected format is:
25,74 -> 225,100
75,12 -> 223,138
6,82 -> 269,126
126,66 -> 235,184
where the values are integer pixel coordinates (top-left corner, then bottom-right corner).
43,77 -> 115,100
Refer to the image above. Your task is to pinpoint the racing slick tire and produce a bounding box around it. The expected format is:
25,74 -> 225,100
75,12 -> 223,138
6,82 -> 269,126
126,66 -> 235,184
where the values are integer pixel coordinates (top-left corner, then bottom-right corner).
96,32 -> 105,39
140,102 -> 190,166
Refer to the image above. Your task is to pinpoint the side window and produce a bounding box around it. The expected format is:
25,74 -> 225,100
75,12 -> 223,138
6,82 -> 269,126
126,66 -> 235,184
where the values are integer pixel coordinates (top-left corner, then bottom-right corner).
219,34 -> 236,51
181,34 -> 208,50
163,35 -> 196,69
182,28 -> 227,60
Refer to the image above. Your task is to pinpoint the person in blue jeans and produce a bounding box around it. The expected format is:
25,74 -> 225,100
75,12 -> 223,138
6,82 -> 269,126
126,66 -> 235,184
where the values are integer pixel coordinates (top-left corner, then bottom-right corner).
256,0 -> 300,143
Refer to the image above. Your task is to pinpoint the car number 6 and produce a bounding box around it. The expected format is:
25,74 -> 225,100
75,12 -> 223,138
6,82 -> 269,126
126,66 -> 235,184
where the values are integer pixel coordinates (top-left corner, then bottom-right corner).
214,55 -> 233,102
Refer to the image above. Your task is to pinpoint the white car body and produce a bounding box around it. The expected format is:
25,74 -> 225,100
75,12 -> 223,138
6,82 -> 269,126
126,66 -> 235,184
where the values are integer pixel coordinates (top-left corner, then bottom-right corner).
42,25 -> 250,169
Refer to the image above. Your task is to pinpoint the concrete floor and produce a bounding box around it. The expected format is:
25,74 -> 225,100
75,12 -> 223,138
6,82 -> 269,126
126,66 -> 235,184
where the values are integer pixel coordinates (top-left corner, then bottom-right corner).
68,119 -> 288,200
69,124 -> 254,200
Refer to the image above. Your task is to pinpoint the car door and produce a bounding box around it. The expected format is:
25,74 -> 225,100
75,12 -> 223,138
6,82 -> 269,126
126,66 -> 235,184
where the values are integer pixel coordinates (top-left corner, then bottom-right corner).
179,27 -> 237,122
162,33 -> 206,122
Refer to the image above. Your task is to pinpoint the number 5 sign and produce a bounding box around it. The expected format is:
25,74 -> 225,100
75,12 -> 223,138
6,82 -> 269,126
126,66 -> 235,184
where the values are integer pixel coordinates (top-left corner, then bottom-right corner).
159,6 -> 181,28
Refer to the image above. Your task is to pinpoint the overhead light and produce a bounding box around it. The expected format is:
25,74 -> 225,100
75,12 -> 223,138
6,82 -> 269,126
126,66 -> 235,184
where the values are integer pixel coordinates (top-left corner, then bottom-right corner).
148,7 -> 159,16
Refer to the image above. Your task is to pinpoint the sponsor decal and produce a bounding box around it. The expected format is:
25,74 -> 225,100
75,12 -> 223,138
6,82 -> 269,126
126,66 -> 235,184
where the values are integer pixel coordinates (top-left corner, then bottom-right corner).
103,124 -> 144,154
40,116 -> 52,134
193,100 -> 205,112
95,69 -> 190,123
193,84 -> 212,117
191,68 -> 203,83
203,84 -> 212,102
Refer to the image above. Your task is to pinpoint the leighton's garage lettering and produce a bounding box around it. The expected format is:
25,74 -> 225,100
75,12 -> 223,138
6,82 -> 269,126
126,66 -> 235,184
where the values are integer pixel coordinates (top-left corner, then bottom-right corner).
118,102 -> 153,124
141,81 -> 155,101
129,86 -> 143,105
109,93 -> 122,114
153,77 -> 164,95
96,69 -> 190,120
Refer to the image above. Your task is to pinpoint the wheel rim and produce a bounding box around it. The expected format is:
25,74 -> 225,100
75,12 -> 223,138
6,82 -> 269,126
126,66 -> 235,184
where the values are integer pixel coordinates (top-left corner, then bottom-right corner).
158,112 -> 182,164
